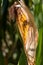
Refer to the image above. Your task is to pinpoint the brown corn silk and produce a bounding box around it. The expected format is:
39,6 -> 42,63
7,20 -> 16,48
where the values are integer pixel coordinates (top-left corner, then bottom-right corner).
8,0 -> 38,65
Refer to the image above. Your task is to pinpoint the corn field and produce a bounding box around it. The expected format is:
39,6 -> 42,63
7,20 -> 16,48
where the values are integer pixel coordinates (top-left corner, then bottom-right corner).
0,0 -> 43,65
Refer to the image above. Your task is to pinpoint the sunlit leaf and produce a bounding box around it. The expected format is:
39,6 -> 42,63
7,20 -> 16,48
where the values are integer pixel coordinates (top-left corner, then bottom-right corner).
36,28 -> 43,65
32,0 -> 40,4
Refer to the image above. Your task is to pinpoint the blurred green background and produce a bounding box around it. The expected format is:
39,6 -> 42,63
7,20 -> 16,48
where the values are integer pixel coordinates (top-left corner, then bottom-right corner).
0,0 -> 43,65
